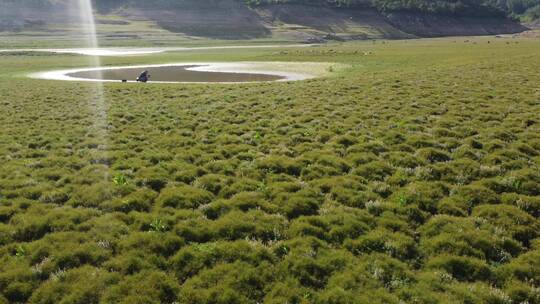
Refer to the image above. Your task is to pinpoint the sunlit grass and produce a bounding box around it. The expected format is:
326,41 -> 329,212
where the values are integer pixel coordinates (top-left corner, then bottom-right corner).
0,38 -> 539,303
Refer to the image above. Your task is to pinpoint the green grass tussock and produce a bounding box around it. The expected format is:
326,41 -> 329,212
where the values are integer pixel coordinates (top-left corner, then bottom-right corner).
0,38 -> 539,302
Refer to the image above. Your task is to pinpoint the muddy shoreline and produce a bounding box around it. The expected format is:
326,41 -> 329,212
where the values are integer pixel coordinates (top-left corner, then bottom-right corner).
30,62 -> 318,83
68,65 -> 284,83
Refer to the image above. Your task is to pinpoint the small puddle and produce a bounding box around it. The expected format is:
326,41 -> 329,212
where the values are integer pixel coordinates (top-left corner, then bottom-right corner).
69,65 -> 283,83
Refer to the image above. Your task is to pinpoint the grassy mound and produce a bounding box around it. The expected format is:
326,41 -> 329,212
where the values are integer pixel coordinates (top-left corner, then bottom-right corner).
0,38 -> 539,303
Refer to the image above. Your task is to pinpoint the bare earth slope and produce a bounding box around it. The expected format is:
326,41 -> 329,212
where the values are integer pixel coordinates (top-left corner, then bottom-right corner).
0,1 -> 528,43
385,12 -> 527,37
102,2 -> 530,40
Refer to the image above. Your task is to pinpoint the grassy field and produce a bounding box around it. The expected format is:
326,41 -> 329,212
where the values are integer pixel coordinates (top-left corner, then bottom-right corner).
0,38 -> 540,303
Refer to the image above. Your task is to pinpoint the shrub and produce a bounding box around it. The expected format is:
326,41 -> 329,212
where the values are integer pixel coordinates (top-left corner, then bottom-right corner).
28,266 -> 120,304
173,163 -> 206,184
389,181 -> 447,213
426,255 -> 492,282
353,161 -> 395,181
39,189 -> 70,204
194,174 -> 232,196
274,188 -> 323,219
0,223 -> 12,246
116,231 -> 184,257
211,210 -> 287,242
219,178 -> 260,198
347,141 -> 388,155
0,206 -> 16,223
256,156 -> 302,176
202,192 -> 276,219
170,240 -> 273,280
3,281 -> 35,304
136,167 -> 170,191
387,151 -> 425,168
452,146 -> 481,160
334,135 -> 358,147
278,247 -> 355,289
415,148 -> 451,163
0,258 -> 38,303
419,216 -> 521,262
101,271 -> 180,304
504,279 -> 540,304
287,209 -> 373,244
449,184 -> 499,210
263,278 -> 310,304
501,193 -> 540,217
156,185 -> 214,209
345,228 -> 417,260
10,207 -> 98,242
345,152 -> 378,166
178,261 -> 273,304
70,182 -> 116,208
315,287 -> 398,304
282,195 -> 321,219
324,253 -> 414,291
498,249 -> 540,285
104,188 -> 157,212
472,204 -> 539,245
437,197 -> 468,216
102,253 -> 155,275
301,164 -> 343,180
312,175 -> 365,193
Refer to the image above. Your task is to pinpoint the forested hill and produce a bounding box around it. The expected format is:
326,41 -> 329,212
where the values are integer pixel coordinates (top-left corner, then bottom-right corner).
1,0 -> 534,41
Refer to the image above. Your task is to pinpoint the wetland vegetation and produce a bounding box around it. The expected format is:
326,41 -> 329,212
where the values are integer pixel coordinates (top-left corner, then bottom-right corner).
0,38 -> 539,303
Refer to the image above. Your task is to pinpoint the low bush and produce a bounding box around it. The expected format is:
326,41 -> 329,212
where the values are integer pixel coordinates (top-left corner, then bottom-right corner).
426,255 -> 492,282
353,161 -> 395,181
156,185 -> 214,209
389,181 -> 448,213
101,271 -> 180,304
103,188 -> 157,212
256,156 -> 302,176
116,231 -> 184,257
178,261 -> 274,304
415,148 -> 451,163
28,266 -> 119,304
69,182 -> 117,208
386,151 -> 425,168
202,192 -> 276,219
498,249 -> 540,285
135,167 -> 169,191
345,228 -> 417,260
501,193 -> 540,217
171,240 -> 274,280
323,253 -> 414,292
211,210 -> 287,242
472,204 -> 539,245
194,174 -> 232,196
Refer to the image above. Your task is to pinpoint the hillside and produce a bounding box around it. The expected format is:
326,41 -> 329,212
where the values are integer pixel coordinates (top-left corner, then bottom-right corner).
0,0 -> 529,45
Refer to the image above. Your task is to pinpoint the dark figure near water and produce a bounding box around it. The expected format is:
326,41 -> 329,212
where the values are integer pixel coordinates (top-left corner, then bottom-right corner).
137,70 -> 150,83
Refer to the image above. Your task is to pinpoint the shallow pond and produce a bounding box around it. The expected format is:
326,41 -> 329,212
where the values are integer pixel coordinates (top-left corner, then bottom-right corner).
31,62 -> 320,83
68,65 -> 283,83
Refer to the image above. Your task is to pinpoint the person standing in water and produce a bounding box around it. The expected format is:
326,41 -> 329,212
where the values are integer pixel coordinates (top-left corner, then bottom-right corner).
137,70 -> 150,83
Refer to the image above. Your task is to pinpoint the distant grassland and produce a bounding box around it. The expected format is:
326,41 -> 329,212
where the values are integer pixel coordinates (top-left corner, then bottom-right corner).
0,38 -> 540,303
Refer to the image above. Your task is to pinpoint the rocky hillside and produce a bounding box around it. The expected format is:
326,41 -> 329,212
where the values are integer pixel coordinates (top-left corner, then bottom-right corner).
0,0 -> 528,41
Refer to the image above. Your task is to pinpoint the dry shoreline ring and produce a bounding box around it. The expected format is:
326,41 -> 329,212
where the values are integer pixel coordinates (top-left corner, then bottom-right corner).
29,62 -> 322,84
